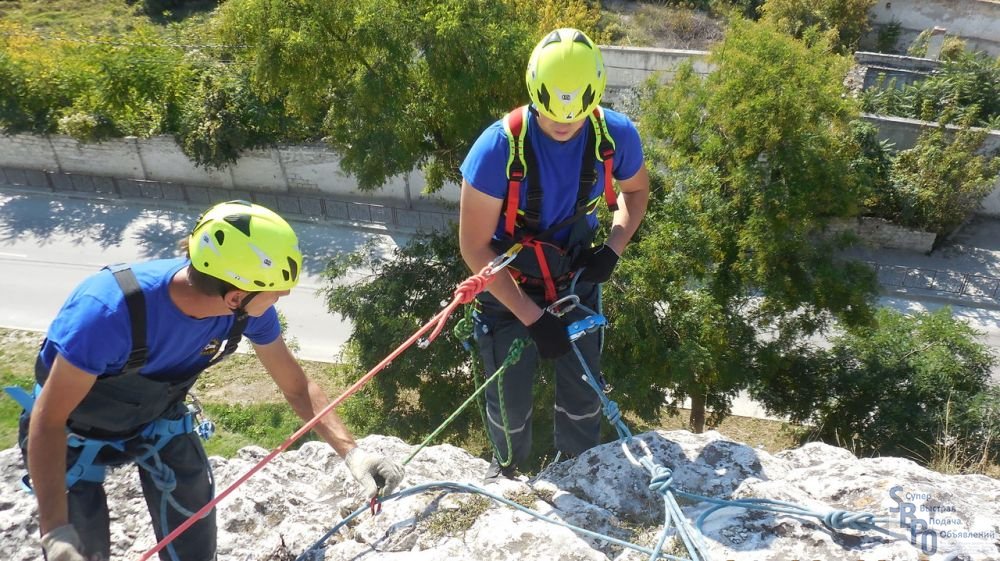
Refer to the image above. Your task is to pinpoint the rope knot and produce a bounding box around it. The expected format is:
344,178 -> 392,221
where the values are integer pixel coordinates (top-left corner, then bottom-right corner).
454,274 -> 494,305
823,510 -> 876,531
647,464 -> 674,495
603,400 -> 622,426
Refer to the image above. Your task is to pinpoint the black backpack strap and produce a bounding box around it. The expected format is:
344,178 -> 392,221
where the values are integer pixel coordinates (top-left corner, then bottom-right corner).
577,123 -> 598,209
206,311 -> 248,367
522,132 -> 543,231
104,264 -> 147,376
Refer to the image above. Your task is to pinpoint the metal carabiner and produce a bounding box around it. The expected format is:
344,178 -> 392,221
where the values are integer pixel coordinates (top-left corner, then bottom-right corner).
547,294 -> 580,317
484,243 -> 523,276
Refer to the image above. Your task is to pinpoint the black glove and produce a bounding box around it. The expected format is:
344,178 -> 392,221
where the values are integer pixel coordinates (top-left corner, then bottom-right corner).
526,311 -> 572,359
577,244 -> 620,284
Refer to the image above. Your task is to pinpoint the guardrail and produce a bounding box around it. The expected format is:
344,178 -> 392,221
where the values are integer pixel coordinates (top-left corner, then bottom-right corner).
0,166 -> 457,233
867,261 -> 1000,301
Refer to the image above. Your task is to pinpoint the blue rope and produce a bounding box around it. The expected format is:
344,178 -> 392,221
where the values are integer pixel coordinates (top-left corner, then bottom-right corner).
294,306 -> 904,561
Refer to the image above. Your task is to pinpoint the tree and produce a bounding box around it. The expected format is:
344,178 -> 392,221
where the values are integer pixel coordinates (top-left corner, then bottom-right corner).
759,0 -> 876,54
752,308 -> 997,463
218,0 -> 603,192
607,19 -> 878,432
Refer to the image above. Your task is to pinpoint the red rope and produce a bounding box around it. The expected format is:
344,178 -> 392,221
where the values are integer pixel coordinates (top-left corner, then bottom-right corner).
138,265 -> 499,561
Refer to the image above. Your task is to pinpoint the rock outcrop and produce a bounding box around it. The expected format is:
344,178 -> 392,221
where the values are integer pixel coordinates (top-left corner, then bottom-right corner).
2,431 -> 998,561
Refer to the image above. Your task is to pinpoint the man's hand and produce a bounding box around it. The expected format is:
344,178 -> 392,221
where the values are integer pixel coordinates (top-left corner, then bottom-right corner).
345,447 -> 405,499
577,244 -> 620,284
41,525 -> 87,561
526,311 -> 572,359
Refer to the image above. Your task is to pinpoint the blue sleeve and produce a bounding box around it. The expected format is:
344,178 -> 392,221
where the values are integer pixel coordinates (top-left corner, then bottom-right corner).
459,120 -> 508,200
47,295 -> 131,376
609,112 -> 645,181
244,306 -> 281,345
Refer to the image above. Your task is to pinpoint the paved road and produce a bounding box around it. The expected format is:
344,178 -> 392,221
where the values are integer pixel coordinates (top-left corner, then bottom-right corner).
0,190 -> 409,362
1,188 -> 996,423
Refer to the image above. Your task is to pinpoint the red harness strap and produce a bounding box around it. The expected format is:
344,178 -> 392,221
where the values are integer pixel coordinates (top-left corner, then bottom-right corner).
504,107 -> 527,238
592,107 -> 619,212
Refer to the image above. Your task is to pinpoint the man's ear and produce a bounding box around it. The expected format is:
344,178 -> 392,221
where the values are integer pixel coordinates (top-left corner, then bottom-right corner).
222,289 -> 248,310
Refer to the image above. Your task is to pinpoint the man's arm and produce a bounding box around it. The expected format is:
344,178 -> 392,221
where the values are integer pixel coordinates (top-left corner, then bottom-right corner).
252,337 -> 355,456
29,355 -> 97,535
459,180 -> 545,326
605,164 -> 650,256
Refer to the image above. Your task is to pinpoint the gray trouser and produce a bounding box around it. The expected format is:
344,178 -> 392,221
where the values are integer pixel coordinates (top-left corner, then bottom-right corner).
19,412 -> 216,561
473,282 -> 604,466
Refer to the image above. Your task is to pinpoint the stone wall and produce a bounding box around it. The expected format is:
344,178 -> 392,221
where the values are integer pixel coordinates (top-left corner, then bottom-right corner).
866,0 -> 1000,56
828,216 -> 937,253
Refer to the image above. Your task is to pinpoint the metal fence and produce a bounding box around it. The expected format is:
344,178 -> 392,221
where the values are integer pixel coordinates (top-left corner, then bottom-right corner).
867,261 -> 1000,301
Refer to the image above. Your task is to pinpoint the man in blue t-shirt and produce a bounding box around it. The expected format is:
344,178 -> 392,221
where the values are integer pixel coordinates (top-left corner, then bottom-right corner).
16,201 -> 405,561
459,28 -> 649,480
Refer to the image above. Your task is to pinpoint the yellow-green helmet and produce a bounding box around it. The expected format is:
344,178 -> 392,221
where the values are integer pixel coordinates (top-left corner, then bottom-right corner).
188,200 -> 302,292
525,28 -> 606,123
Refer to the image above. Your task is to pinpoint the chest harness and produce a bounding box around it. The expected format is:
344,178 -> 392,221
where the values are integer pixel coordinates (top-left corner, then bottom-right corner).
497,105 -> 618,303
5,264 -> 245,490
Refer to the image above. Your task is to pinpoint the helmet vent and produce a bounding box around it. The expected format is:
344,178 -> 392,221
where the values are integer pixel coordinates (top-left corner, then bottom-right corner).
538,84 -> 552,114
224,213 -> 253,237
581,86 -> 595,114
254,280 -> 266,287
541,30 -> 561,48
287,256 -> 299,281
572,31 -> 591,47
214,230 -> 225,246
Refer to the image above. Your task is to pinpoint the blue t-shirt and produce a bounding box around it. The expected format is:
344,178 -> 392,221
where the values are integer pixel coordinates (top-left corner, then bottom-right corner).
39,257 -> 281,379
460,106 -> 644,242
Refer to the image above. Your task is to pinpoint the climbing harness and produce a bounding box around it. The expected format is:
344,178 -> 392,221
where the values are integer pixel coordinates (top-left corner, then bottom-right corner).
497,105 -> 619,303
4,264 -> 228,561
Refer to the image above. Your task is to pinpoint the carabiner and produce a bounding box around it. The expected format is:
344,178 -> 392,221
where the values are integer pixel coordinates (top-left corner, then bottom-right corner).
484,243 -> 522,276
547,294 -> 580,317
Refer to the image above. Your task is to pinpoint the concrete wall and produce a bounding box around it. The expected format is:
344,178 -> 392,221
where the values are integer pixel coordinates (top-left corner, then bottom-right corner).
868,0 -> 1000,56
828,217 -> 936,253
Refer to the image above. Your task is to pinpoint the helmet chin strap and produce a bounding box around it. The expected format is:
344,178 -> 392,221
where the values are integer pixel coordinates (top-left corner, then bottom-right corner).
233,291 -> 259,319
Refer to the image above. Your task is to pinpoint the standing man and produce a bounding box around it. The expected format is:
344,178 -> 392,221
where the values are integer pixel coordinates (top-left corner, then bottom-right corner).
459,28 -> 649,480
13,201 -> 404,561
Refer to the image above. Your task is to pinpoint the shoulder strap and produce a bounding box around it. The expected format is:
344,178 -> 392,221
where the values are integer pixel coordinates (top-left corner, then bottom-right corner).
502,105 -> 530,237
105,264 -> 147,376
589,107 -> 619,212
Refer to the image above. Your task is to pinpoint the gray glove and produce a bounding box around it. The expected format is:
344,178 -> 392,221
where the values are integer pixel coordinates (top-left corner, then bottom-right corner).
41,525 -> 87,561
344,447 -> 405,499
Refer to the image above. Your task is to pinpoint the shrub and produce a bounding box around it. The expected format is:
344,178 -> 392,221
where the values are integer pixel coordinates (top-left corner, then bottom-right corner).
890,118 -> 1000,235
759,0 -> 876,54
753,308 -> 997,464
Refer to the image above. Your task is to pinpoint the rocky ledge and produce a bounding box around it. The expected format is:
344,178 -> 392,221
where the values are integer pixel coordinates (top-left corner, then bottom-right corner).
2,430 -> 998,561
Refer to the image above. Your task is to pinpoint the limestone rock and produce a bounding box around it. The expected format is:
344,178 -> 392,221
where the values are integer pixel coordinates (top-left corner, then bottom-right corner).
1,431 -> 997,561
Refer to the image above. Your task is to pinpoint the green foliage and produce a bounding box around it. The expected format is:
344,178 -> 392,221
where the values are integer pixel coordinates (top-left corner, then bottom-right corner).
219,0 -> 536,192
177,67 -> 296,168
860,50 -> 1000,128
907,28 -> 931,57
888,119 -> 1000,235
760,0 -> 876,54
622,18 -> 877,430
0,22 -> 200,141
0,371 -> 33,449
874,20 -> 901,53
322,228 -> 479,442
202,402 -> 319,455
752,308 -> 997,463
938,36 -> 967,62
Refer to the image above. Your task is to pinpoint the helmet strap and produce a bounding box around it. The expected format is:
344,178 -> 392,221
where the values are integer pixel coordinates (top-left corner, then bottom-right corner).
234,291 -> 259,319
